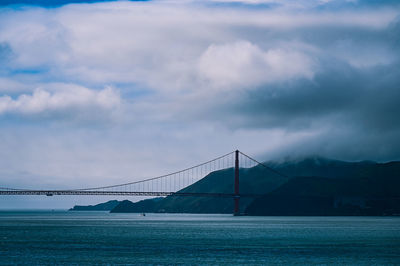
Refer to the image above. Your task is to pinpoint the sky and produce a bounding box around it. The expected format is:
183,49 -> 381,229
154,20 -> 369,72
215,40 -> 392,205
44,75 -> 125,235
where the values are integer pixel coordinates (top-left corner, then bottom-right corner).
0,0 -> 399,208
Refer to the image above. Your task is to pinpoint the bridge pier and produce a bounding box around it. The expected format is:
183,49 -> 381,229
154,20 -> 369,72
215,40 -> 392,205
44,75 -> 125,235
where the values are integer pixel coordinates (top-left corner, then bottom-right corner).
234,150 -> 240,215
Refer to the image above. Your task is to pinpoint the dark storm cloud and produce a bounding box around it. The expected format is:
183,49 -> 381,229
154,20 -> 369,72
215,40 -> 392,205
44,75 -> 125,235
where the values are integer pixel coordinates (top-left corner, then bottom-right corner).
235,60 -> 400,128
229,61 -> 400,160
198,17 -> 400,161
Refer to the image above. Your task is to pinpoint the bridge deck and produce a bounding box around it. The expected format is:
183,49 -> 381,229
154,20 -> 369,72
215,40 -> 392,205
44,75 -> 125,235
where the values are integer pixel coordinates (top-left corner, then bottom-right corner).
0,191 -> 261,197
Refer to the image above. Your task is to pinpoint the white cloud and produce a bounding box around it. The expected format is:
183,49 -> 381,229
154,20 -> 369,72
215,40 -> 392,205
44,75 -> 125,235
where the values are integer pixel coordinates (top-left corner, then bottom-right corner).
198,41 -> 315,90
0,78 -> 31,93
0,84 -> 121,118
0,1 -> 397,94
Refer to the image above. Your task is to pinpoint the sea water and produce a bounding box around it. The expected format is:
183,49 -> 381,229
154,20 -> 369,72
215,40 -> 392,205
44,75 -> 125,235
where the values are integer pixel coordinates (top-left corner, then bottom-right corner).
0,211 -> 399,265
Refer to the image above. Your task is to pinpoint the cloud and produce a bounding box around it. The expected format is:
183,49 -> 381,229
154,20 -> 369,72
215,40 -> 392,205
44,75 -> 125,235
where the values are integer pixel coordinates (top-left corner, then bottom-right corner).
0,1 -> 398,135
0,84 -> 121,120
207,0 -> 400,9
198,41 -> 315,90
0,1 -> 396,91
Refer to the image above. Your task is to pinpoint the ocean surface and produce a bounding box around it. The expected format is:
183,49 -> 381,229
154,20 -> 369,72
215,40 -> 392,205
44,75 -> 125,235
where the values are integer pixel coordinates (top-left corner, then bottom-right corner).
0,211 -> 399,265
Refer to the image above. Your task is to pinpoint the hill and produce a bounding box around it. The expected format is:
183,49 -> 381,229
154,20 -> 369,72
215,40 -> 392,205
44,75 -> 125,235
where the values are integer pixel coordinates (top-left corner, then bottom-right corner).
246,160 -> 400,215
110,198 -> 164,213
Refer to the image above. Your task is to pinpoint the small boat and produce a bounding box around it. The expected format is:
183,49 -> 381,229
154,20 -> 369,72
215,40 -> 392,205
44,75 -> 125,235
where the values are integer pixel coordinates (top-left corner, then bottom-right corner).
140,213 -> 146,216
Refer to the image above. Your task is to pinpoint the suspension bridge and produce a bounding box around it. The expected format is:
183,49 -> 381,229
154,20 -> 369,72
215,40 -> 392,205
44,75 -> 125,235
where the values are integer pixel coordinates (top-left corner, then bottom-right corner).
0,150 -> 288,215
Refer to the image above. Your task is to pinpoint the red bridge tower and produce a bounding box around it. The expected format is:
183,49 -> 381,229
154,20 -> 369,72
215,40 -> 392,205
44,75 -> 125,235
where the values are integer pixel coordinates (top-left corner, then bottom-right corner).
234,150 -> 240,215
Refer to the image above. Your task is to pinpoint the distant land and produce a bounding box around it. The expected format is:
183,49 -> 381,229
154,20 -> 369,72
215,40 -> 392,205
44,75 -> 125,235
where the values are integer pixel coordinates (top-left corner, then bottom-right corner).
69,200 -> 121,211
72,157 -> 400,216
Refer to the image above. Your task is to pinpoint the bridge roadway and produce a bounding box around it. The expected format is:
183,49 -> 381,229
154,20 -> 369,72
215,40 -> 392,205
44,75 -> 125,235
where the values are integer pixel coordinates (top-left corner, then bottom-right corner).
0,190 -> 260,197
